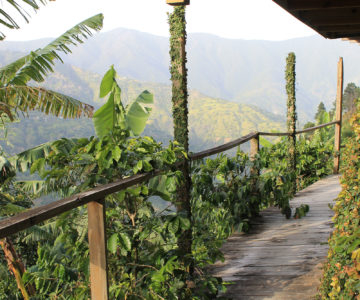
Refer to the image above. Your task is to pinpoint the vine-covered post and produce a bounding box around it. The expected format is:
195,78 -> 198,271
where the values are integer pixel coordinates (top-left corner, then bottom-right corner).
250,134 -> 260,176
167,0 -> 193,272
285,52 -> 297,196
334,57 -> 344,174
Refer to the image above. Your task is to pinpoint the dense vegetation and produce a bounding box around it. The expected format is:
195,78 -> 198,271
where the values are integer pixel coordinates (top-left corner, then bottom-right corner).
0,65 -> 285,155
318,100 -> 360,300
0,3 -> 355,299
0,86 -> 335,299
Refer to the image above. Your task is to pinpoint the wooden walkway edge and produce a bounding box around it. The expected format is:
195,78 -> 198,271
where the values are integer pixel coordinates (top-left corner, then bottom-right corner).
211,175 -> 341,300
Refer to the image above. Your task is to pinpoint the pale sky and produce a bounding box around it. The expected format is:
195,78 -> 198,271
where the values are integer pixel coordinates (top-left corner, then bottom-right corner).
2,0 -> 317,41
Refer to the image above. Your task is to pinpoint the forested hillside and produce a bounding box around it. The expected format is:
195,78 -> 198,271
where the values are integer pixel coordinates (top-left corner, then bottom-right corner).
2,29 -> 360,119
1,65 -> 284,154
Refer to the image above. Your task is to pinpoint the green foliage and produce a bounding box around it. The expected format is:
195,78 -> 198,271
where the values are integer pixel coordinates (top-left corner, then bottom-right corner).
0,14 -> 103,124
261,134 -> 334,193
318,102 -> 360,300
285,52 -> 297,196
93,66 -> 153,138
168,6 -> 189,150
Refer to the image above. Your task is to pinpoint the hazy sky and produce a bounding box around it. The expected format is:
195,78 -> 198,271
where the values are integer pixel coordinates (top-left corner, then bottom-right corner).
3,0 -> 317,41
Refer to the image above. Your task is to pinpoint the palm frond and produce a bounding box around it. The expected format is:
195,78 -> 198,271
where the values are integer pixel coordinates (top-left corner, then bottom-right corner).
1,85 -> 94,120
0,13 -> 104,85
0,0 -> 47,40
10,137 -> 78,172
22,221 -> 59,243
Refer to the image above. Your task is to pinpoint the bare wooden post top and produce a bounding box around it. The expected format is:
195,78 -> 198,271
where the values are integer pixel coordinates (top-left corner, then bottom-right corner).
334,57 -> 344,174
88,200 -> 109,300
166,0 -> 190,5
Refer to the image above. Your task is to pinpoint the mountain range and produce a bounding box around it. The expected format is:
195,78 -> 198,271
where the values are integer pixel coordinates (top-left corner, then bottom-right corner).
2,64 -> 285,154
1,28 -> 360,120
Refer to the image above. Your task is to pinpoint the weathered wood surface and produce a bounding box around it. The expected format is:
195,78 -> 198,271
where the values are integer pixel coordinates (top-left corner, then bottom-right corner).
211,175 -> 341,299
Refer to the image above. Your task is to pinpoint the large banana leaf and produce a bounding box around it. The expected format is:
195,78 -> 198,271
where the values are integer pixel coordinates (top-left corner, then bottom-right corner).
93,66 -> 153,138
0,13 -> 103,85
126,90 -> 153,136
93,66 -> 126,138
0,0 -> 47,40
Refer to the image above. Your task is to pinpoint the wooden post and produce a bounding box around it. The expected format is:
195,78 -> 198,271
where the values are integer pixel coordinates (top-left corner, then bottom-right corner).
334,57 -> 344,174
250,134 -> 260,176
88,200 -> 109,300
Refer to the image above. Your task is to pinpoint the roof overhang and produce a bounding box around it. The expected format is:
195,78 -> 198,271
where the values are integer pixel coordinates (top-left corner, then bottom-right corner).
273,0 -> 360,43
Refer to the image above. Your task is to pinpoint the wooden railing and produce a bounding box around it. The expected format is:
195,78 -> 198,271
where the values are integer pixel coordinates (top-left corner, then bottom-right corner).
0,120 -> 341,299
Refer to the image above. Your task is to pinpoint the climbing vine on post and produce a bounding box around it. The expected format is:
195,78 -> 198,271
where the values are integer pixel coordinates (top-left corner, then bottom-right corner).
168,4 -> 192,271
285,52 -> 297,197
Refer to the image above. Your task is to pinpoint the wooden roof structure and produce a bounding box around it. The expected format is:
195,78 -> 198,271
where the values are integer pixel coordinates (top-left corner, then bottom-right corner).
273,0 -> 360,43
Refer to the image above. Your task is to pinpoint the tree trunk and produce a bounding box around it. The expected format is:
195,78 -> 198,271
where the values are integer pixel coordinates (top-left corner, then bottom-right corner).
0,237 -> 36,299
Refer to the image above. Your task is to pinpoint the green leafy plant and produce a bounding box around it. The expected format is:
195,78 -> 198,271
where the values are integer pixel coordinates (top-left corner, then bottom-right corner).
93,66 -> 153,138
318,100 -> 360,299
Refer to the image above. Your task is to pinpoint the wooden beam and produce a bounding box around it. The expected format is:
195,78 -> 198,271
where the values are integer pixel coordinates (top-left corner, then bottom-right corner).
296,121 -> 339,134
88,200 -> 109,300
287,0 -> 360,11
334,57 -> 344,174
317,24 -> 360,33
166,0 -> 190,5
306,15 -> 360,25
189,132 -> 258,161
0,171 -> 161,239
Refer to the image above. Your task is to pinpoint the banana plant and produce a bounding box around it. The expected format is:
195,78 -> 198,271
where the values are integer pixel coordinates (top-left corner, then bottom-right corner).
93,65 -> 153,138
0,13 -> 104,126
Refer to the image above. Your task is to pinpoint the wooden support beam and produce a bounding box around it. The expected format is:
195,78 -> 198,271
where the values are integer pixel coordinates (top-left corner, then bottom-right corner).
334,57 -> 344,174
88,200 -> 109,300
317,24 -> 360,33
307,16 -> 360,26
287,0 -> 360,11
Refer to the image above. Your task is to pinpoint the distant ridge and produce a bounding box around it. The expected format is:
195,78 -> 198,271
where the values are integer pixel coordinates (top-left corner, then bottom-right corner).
1,28 -> 360,120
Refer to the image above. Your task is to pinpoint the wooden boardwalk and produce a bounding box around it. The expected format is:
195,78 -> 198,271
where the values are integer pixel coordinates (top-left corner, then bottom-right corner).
211,175 -> 341,300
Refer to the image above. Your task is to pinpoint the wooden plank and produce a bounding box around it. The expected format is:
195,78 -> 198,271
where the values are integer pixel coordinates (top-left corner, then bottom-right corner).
286,0 -> 360,11
334,57 -> 344,174
0,171 -> 161,239
189,132 -> 258,161
317,24 -> 360,33
303,15 -> 360,26
88,200 -> 109,300
211,175 -> 341,299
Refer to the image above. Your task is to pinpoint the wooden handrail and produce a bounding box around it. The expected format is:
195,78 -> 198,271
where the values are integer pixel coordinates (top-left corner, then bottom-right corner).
295,120 -> 340,134
189,132 -> 259,161
0,120 -> 340,239
0,171 -> 162,239
259,120 -> 340,136
258,132 -> 291,137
